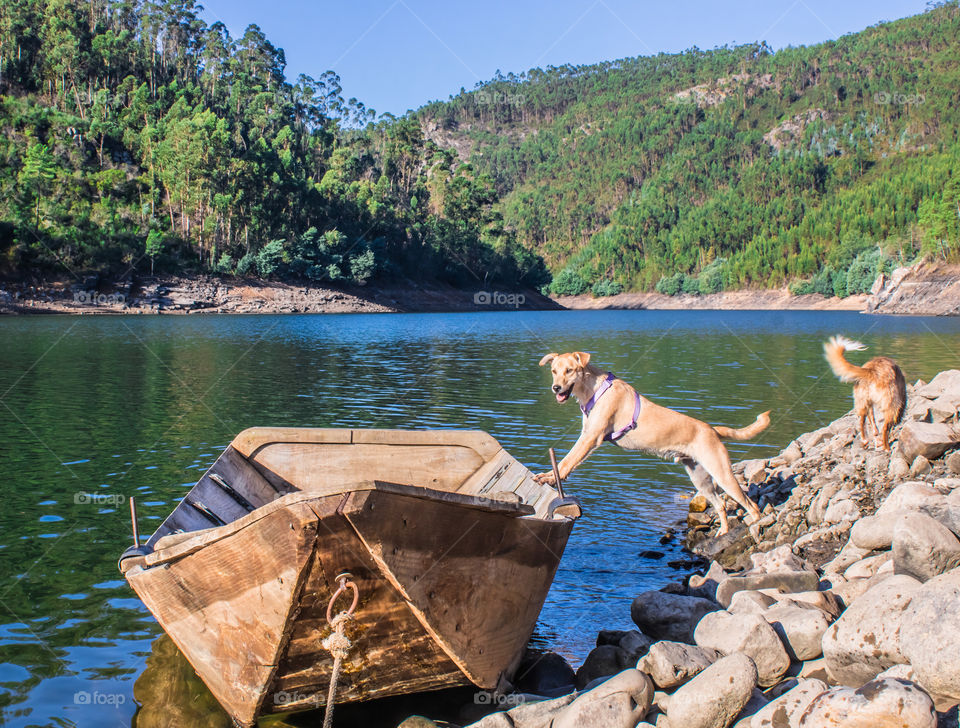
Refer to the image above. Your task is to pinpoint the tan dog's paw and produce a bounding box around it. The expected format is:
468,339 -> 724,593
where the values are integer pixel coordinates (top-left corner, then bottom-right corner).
533,471 -> 556,485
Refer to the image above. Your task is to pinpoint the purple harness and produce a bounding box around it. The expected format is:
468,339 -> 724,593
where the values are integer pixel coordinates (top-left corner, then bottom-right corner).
580,372 -> 642,442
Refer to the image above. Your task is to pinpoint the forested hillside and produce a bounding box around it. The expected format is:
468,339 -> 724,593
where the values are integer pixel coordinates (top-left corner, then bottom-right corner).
421,2 -> 960,296
2,2 -> 959,296
0,0 -> 547,288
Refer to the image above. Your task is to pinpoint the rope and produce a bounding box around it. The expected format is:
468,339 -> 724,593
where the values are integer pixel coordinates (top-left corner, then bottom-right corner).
321,576 -> 359,728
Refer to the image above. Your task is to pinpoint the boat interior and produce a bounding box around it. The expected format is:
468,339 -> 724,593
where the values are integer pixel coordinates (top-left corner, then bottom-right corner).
134,428 -> 577,560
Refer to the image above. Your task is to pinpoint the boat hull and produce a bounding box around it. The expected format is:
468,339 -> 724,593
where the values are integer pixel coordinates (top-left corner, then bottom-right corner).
125,484 -> 573,725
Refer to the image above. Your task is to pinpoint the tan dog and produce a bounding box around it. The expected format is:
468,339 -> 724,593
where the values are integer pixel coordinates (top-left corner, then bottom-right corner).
534,351 -> 768,534
824,336 -> 906,451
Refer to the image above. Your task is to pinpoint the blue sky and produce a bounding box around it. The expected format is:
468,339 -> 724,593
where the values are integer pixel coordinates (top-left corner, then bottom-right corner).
199,1 -> 930,116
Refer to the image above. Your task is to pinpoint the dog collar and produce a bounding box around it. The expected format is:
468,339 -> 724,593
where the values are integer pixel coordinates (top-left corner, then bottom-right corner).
580,372 -> 642,442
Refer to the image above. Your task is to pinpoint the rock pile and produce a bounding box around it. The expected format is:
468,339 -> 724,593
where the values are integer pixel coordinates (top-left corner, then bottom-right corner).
419,369 -> 960,728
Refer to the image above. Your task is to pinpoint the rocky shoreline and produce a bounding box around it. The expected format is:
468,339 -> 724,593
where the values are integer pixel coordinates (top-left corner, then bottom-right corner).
396,368 -> 960,728
0,275 -> 559,315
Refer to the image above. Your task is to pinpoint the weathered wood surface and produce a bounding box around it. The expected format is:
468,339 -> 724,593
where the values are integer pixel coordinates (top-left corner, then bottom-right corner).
123,427 -> 580,727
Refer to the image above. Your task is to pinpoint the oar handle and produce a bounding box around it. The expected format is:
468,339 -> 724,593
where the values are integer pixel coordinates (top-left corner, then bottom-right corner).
130,496 -> 140,547
549,448 -> 565,499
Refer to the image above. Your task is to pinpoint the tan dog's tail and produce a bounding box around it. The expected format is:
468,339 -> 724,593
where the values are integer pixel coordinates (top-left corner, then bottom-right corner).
713,410 -> 771,441
824,335 -> 869,383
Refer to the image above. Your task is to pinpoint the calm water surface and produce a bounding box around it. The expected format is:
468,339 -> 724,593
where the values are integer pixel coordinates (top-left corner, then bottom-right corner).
2,309 -> 960,727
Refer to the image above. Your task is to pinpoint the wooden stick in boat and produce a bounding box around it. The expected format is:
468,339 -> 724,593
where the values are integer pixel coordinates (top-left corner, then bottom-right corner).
549,448 -> 565,499
130,496 -> 140,547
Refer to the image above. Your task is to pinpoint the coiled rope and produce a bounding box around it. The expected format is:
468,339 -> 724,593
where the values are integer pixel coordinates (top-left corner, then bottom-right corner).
321,573 -> 359,728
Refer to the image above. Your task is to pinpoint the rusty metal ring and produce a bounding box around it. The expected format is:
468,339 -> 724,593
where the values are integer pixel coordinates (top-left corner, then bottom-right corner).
326,573 -> 359,624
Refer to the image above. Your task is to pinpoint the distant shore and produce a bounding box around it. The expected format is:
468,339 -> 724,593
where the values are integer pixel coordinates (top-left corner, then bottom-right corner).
2,262 -> 958,316
555,289 -> 868,312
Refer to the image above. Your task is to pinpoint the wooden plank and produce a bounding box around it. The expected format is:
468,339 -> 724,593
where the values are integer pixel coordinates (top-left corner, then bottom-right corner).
249,443 -> 484,494
231,427 -> 352,458
342,489 -> 574,689
126,498 -> 332,726
265,509 -> 469,712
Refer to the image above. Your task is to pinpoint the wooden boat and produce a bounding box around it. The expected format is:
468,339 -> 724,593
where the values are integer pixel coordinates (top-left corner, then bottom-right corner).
119,428 -> 580,726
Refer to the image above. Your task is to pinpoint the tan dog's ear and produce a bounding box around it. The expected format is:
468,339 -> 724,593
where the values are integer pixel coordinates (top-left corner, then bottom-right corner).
573,351 -> 591,368
539,353 -> 558,366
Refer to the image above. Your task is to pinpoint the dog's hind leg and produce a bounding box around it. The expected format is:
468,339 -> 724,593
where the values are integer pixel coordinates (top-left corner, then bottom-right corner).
680,458 -> 730,536
696,445 -> 762,524
867,407 -> 881,449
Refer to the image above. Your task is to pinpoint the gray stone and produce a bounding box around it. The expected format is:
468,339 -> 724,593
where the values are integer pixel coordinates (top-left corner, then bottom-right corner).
715,572 -> 821,608
889,453 -> 911,478
822,540 -> 872,575
513,651 -> 575,696
774,590 -> 842,620
732,688 -> 769,727
551,669 -> 653,728
503,693 -> 577,728
728,590 -> 777,615
829,570 -> 892,608
397,717 -> 440,728
762,604 -> 831,661
631,591 -> 719,644
850,511 -> 904,551
823,497 -> 860,524
843,552 -> 891,580
687,561 -> 727,601
694,611 -> 790,687
892,511 -> 960,582
798,677 -> 937,727
637,640 -> 719,689
821,574 -> 922,686
575,645 -> 630,689
947,451 -> 960,475
898,422 -> 960,463
877,482 -> 946,517
912,455 -> 934,476
617,630 -> 654,662
743,459 -> 768,484
916,370 -> 960,399
901,568 -> 960,702
667,653 -> 758,728
782,442 -> 802,465
929,393 -> 960,423
750,678 -> 827,728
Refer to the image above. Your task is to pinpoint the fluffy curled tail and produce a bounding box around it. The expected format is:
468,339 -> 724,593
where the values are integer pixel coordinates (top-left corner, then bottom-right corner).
824,335 -> 869,383
713,410 -> 771,441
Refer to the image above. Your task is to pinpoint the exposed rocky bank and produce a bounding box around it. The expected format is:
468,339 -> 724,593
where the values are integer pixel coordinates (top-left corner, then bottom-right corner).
0,275 -> 560,314
398,368 -> 960,728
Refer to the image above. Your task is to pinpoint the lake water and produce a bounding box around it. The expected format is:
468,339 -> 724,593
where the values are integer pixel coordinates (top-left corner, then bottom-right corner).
2,309 -> 960,727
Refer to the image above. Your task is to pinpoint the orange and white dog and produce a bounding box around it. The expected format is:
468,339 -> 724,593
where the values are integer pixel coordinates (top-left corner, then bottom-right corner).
534,351 -> 768,534
824,336 -> 906,451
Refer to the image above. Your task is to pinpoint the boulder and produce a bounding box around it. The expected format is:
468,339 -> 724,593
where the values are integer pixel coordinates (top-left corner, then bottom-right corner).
947,451 -> 960,475
743,459 -> 767,484
877,482 -> 946,517
823,498 -> 860,524
687,561 -> 727,601
482,693 -> 577,728
843,552 -> 891,580
911,455 -> 933,476
898,422 -> 960,463
715,571 -> 821,608
762,604 -> 831,661
750,678 -> 827,728
773,590 -> 842,620
575,645 -> 630,689
782,442 -> 802,465
916,370 -> 960,399
551,669 -> 653,728
617,630 -> 654,662
728,590 -> 777,615
892,511 -> 960,582
821,574 -> 922,686
694,611 -> 790,687
513,651 -> 575,696
667,653 -> 758,728
637,641 -> 719,689
631,591 -> 719,644
889,453 -> 911,479
901,568 -> 960,702
798,677 -> 937,727
850,511 -> 904,551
